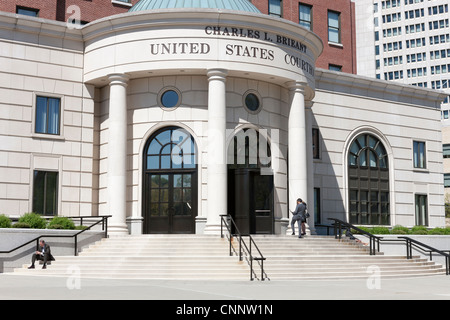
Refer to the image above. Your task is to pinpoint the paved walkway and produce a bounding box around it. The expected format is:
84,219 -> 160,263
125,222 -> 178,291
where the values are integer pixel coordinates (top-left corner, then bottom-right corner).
1,273 -> 449,300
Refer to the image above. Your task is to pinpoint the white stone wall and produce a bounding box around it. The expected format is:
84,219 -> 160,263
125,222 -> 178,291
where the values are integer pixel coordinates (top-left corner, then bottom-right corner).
313,69 -> 445,228
0,15 -> 95,217
95,75 -> 290,224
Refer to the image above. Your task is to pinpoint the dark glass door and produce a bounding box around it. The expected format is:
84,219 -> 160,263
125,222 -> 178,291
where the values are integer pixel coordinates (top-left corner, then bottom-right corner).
144,172 -> 195,234
228,169 -> 274,234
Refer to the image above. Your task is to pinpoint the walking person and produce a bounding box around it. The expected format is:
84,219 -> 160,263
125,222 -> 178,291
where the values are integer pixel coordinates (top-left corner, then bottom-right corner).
290,198 -> 307,238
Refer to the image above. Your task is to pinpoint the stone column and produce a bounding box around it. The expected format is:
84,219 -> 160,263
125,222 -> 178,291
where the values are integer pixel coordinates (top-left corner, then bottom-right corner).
107,73 -> 129,235
287,81 -> 308,231
204,69 -> 228,234
305,101 -> 315,234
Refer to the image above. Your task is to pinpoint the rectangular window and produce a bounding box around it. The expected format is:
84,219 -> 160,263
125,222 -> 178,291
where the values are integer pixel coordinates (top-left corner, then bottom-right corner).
444,173 -> 450,188
35,96 -> 61,135
415,194 -> 428,226
269,0 -> 282,17
314,188 -> 321,224
328,11 -> 341,43
413,141 -> 426,168
33,171 -> 58,216
299,4 -> 312,30
16,6 -> 39,17
312,128 -> 320,159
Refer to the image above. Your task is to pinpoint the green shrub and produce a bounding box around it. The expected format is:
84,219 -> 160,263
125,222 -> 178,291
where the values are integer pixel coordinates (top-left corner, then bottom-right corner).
371,227 -> 390,234
391,225 -> 410,234
18,212 -> 47,229
12,222 -> 31,228
429,227 -> 446,235
0,214 -> 12,228
411,225 -> 428,235
47,216 -> 75,230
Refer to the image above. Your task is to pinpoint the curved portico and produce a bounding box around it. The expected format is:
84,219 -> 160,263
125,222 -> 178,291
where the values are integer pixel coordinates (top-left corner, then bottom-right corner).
82,4 -> 323,235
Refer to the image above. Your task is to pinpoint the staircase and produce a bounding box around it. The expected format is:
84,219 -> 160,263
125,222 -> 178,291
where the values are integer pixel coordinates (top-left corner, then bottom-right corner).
13,235 -> 250,280
250,235 -> 447,280
12,234 -> 446,280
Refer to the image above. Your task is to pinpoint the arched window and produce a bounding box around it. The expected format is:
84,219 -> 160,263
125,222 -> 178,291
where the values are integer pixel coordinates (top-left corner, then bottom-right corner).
348,133 -> 390,225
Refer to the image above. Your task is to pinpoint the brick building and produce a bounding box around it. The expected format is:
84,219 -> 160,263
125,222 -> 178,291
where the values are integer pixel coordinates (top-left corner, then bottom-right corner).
0,0 -> 357,73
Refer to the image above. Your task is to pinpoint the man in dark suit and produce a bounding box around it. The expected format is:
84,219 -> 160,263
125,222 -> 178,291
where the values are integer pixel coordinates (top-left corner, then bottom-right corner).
291,198 -> 307,238
28,239 -> 55,269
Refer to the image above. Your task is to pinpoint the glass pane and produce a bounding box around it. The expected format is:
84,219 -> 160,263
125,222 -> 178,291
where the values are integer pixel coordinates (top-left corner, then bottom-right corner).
160,189 -> 168,202
174,174 -> 183,188
151,175 -> 159,187
328,29 -> 339,43
150,203 -> 159,216
47,98 -> 60,135
35,97 -> 47,134
183,188 -> 192,202
161,155 -> 171,169
32,171 -> 45,214
147,139 -> 161,155
269,0 -> 281,15
161,90 -> 179,108
160,175 -> 169,188
45,172 -> 58,215
183,174 -> 191,187
160,203 -> 169,216
174,189 -> 182,202
151,189 -> 159,202
147,156 -> 159,170
369,150 -> 377,167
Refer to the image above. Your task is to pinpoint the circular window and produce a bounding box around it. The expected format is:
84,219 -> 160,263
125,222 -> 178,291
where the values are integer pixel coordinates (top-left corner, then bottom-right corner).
243,91 -> 262,114
158,88 -> 181,110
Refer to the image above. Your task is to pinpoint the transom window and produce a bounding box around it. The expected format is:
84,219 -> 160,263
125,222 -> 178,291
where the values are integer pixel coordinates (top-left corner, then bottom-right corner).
146,127 -> 196,170
348,134 -> 390,225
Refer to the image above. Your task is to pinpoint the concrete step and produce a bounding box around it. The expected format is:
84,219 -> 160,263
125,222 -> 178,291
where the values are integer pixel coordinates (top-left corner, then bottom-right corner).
11,234 -> 446,280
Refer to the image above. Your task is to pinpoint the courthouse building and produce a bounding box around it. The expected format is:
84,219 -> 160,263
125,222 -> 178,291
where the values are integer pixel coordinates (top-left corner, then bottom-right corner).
0,0 -> 447,235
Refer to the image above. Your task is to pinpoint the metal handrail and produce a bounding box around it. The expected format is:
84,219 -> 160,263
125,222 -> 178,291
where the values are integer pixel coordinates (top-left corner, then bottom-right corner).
328,218 -> 382,255
0,215 -> 111,257
220,214 -> 268,281
329,218 -> 450,275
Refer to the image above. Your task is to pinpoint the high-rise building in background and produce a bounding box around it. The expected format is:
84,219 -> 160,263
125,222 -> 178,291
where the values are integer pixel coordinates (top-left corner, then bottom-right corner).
355,0 -> 450,196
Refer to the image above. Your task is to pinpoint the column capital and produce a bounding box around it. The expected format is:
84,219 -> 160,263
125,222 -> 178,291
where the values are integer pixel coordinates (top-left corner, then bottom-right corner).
108,73 -> 130,86
285,80 -> 308,93
207,69 -> 228,82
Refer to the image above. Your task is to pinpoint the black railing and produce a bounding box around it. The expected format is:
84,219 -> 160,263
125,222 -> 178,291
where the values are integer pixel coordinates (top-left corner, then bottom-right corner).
220,214 -> 268,281
329,218 -> 450,275
0,215 -> 111,257
329,218 -> 382,255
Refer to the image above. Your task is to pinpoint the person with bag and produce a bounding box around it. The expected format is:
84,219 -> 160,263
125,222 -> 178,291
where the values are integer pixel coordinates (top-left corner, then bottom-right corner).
290,198 -> 307,238
301,200 -> 310,236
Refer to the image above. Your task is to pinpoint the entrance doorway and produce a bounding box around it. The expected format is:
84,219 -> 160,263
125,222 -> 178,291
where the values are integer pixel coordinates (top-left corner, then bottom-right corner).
228,169 -> 273,234
227,128 -> 274,234
143,127 -> 197,234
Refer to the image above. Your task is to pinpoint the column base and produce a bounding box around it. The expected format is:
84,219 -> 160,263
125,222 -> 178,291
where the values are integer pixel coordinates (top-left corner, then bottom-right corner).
108,223 -> 129,236
203,223 -> 223,235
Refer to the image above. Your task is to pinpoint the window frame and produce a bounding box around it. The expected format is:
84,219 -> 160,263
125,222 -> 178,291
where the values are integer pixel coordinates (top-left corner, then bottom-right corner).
32,170 -> 59,216
414,194 -> 428,226
32,93 -> 64,139
328,10 -> 341,44
413,140 -> 426,169
299,3 -> 313,30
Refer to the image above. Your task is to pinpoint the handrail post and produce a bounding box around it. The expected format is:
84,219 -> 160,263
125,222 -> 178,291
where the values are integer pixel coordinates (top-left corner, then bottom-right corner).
74,234 -> 78,256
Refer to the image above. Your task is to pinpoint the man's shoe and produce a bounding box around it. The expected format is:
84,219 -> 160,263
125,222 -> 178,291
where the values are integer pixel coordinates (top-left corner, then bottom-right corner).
291,233 -> 295,235
298,236 -> 302,238
42,265 -> 46,269
28,265 -> 35,269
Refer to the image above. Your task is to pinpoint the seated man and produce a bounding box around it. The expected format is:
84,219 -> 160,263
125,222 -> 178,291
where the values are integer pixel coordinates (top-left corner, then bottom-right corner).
28,239 -> 55,269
